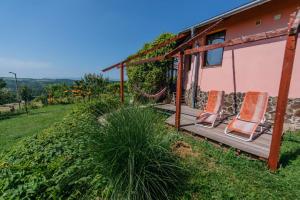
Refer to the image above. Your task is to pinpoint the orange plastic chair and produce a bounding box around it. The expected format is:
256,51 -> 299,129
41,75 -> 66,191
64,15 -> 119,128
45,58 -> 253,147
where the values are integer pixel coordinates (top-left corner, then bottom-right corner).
195,90 -> 224,128
224,91 -> 269,141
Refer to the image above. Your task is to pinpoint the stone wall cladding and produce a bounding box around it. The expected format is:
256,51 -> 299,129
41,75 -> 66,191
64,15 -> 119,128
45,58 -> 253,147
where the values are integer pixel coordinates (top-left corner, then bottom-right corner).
184,88 -> 300,130
184,89 -> 192,107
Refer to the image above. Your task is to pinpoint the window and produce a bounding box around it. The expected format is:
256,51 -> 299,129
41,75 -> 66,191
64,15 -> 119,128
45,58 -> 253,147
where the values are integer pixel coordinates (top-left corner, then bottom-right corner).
204,30 -> 226,67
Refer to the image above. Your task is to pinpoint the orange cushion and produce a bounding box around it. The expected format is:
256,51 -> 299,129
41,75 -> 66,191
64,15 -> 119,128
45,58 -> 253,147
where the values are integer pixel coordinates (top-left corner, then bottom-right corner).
205,90 -> 224,114
239,92 -> 268,123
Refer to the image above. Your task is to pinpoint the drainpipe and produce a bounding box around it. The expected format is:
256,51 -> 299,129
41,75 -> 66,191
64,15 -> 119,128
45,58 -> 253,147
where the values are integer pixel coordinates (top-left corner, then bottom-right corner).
191,27 -> 200,108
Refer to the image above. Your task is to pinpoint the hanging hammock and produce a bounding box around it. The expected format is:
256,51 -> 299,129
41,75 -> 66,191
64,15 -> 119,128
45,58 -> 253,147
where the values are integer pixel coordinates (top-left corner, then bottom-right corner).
132,84 -> 167,101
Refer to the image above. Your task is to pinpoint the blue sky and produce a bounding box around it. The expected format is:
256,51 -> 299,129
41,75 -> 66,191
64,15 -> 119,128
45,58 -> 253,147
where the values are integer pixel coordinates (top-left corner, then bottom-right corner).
0,0 -> 250,80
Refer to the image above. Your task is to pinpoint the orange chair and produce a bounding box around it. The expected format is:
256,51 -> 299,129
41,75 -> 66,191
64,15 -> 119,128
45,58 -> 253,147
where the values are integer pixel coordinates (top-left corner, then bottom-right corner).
224,91 -> 269,141
195,90 -> 224,128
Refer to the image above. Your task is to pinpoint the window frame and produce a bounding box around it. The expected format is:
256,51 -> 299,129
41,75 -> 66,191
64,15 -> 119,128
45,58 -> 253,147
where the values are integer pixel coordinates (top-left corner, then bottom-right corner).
203,30 -> 226,68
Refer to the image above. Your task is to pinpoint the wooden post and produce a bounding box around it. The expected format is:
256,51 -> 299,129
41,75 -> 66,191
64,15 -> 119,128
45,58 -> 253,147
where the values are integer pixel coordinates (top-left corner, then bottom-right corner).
268,10 -> 300,171
120,62 -> 124,103
175,52 -> 184,130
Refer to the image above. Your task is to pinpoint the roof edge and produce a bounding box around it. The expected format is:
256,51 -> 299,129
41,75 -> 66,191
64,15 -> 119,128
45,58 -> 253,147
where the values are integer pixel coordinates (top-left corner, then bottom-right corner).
180,0 -> 272,34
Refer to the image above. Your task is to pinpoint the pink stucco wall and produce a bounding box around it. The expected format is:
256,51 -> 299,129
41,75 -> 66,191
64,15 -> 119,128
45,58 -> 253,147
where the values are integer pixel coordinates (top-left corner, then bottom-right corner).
185,0 -> 300,98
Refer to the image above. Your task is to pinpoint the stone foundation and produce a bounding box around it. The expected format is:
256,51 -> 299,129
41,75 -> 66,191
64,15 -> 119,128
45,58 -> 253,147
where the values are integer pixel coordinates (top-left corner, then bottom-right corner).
184,88 -> 300,130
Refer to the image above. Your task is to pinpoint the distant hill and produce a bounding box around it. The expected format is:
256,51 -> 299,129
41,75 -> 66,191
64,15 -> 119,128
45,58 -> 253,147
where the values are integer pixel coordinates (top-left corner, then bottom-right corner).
1,77 -> 75,96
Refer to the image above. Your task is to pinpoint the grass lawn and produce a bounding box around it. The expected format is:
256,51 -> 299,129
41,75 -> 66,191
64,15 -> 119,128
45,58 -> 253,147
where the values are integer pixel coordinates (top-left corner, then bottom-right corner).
0,103 -> 299,199
0,104 -> 73,153
171,129 -> 300,199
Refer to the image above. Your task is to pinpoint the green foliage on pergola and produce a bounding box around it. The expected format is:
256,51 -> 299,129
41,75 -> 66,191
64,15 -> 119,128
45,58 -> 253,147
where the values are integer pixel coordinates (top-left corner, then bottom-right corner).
126,33 -> 176,101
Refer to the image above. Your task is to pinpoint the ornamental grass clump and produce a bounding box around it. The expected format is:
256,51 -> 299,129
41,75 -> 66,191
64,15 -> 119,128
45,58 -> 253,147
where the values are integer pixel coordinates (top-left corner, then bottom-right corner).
98,107 -> 185,200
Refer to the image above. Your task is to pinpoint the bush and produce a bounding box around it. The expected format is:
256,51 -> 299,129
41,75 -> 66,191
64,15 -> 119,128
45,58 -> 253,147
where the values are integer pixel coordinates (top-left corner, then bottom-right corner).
0,88 -> 16,105
0,97 -> 119,199
96,107 -> 185,200
28,100 -> 44,109
34,95 -> 48,106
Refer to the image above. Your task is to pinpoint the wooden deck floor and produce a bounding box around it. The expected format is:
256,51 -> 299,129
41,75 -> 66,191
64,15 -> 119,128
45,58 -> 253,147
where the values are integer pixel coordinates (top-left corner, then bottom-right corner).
155,103 -> 199,116
154,104 -> 272,159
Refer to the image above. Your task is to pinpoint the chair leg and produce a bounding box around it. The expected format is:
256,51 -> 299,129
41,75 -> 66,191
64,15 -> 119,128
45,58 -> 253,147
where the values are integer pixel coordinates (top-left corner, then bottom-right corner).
224,127 -> 254,142
194,113 -> 217,129
195,122 -> 215,129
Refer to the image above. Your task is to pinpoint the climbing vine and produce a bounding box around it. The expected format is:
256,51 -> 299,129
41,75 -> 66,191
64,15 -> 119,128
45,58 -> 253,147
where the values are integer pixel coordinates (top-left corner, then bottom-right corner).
127,33 -> 177,102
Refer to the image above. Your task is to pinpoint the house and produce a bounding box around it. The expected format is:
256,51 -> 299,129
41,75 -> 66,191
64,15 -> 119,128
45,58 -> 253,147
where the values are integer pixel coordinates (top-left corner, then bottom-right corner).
180,0 -> 300,129
101,0 -> 300,170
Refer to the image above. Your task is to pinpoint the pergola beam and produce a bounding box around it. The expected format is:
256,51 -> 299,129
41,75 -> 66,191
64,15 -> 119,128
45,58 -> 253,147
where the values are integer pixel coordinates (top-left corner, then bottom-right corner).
102,61 -> 123,72
268,9 -> 300,171
128,27 -> 289,68
125,19 -> 225,67
165,19 -> 224,58
102,33 -> 188,72
184,27 -> 288,55
127,33 -> 187,61
126,56 -> 165,66
107,18 -> 224,71
125,23 -> 289,68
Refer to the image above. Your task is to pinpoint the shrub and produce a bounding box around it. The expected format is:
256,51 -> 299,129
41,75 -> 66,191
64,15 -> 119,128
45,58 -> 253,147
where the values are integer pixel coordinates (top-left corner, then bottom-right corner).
96,107 -> 185,200
34,95 -> 48,106
0,97 -> 119,199
28,101 -> 44,109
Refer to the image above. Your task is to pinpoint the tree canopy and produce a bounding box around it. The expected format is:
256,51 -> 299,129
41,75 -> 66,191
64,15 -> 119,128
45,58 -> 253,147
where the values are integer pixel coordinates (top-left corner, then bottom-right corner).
20,86 -> 33,113
0,79 -> 6,89
0,79 -> 16,105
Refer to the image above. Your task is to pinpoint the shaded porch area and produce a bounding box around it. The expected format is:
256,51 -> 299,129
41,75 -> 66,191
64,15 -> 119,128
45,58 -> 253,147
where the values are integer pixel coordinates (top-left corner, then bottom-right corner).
155,104 -> 272,159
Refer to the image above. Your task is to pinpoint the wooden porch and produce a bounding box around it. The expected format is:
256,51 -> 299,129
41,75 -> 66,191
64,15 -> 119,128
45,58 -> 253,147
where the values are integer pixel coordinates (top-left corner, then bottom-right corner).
155,104 -> 272,159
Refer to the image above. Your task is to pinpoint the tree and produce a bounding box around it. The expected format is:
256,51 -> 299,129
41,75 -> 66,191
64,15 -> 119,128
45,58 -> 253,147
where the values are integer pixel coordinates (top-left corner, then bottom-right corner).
74,73 -> 109,100
44,85 -> 55,104
20,86 -> 33,114
83,73 -> 108,97
44,84 -> 71,104
0,79 -> 16,105
0,89 -> 16,105
0,79 -> 6,89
